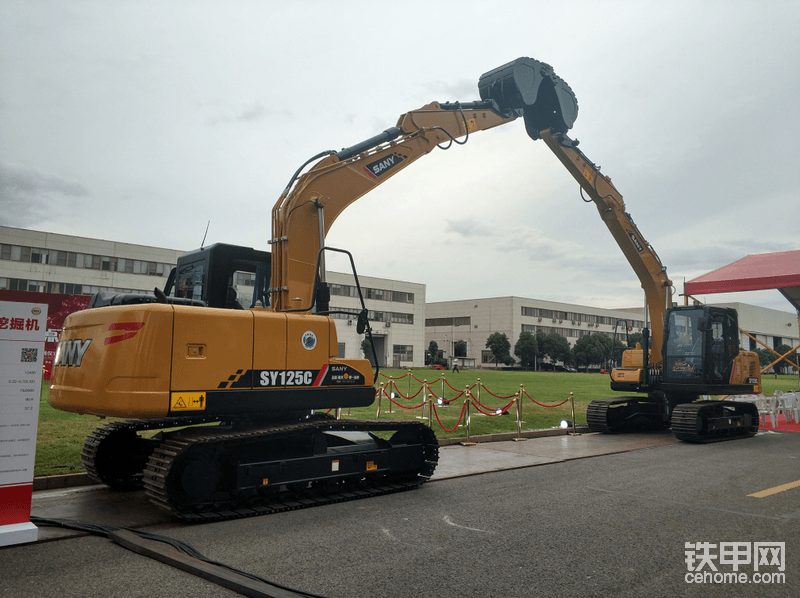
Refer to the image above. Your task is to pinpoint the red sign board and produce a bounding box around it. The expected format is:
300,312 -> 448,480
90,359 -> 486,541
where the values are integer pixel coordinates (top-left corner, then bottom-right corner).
0,291 -> 91,380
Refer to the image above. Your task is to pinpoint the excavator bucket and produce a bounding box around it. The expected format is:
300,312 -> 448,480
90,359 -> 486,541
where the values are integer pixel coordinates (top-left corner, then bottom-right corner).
478,57 -> 578,139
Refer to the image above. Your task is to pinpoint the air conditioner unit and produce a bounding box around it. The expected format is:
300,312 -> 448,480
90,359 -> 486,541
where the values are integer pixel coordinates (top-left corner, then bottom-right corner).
537,317 -> 542,322
385,321 -> 391,327
559,320 -> 563,323
347,319 -> 352,325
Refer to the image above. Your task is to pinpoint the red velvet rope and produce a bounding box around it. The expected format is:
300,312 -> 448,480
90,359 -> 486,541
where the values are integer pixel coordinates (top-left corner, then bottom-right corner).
472,398 -> 517,416
433,400 -> 467,433
479,383 -> 518,400
378,373 -> 408,380
387,395 -> 426,410
522,389 -> 570,407
387,380 -> 424,400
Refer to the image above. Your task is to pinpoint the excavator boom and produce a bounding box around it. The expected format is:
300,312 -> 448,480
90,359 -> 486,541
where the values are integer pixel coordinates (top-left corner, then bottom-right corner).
270,57 -> 581,313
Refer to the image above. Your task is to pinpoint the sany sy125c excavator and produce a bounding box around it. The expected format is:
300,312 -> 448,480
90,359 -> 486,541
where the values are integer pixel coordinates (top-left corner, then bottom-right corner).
50,57 -> 760,520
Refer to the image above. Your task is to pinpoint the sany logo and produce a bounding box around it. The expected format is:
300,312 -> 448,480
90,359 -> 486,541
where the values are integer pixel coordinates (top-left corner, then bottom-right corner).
364,152 -> 405,179
105,322 -> 145,345
55,339 -> 92,367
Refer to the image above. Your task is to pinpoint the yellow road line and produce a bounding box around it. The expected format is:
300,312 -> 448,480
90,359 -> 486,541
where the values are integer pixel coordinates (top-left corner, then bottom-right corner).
748,479 -> 800,499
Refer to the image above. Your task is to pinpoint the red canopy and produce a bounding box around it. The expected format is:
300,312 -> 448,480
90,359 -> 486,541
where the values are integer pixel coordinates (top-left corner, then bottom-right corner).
685,250 -> 800,312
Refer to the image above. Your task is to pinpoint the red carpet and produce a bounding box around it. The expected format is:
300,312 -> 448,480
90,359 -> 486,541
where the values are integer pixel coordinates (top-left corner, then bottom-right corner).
762,413 -> 800,433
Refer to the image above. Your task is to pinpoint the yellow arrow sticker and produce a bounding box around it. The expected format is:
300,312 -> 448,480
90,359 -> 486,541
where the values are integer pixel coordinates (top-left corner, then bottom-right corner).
170,392 -> 207,411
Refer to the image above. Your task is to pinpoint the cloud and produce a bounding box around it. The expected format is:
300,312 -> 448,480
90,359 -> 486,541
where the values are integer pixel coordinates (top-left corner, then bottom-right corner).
205,102 -> 280,126
445,217 -> 496,238
0,163 -> 90,227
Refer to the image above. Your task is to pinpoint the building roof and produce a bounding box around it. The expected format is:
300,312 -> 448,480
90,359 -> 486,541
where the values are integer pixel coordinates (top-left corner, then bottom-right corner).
685,250 -> 800,312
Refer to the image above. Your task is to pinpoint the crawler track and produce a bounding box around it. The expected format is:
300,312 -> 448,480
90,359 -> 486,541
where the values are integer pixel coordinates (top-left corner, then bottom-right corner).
83,416 -> 438,523
586,397 -> 665,433
671,401 -> 759,443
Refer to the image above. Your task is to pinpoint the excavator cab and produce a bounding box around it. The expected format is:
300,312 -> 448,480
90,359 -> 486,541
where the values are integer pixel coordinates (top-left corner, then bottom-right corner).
169,243 -> 271,309
661,305 -> 760,395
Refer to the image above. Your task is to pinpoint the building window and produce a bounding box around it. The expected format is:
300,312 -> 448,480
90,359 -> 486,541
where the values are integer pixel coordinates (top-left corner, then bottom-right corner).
481,350 -> 496,364
393,345 -> 413,361
337,343 -> 346,358
425,316 -> 471,327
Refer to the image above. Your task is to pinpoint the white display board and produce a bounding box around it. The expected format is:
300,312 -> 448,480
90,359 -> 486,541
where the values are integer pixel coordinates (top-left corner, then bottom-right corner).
0,301 -> 47,546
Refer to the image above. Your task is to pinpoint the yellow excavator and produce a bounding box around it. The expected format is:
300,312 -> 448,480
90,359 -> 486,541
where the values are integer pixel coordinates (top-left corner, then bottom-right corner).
50,57 -> 760,520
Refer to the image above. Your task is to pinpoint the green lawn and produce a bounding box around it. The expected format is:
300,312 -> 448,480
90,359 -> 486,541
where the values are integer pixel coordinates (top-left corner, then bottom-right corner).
32,371 -> 799,476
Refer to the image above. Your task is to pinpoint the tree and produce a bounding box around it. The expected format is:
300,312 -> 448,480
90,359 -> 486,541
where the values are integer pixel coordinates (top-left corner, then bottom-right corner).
361,338 -> 376,366
627,332 -> 643,348
514,331 -> 539,370
485,332 -> 514,368
427,340 -> 439,366
361,338 -> 374,357
573,334 -> 606,370
540,333 -> 571,364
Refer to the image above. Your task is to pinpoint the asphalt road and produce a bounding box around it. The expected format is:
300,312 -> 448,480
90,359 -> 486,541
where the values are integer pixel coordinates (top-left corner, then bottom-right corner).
1,430 -> 798,598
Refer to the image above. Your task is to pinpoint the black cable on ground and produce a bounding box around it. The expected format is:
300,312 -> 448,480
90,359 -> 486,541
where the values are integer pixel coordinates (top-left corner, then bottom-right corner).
30,516 -> 331,598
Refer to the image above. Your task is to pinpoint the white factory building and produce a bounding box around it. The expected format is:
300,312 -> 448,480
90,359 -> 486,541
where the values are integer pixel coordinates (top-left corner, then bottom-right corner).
2,226 -> 797,370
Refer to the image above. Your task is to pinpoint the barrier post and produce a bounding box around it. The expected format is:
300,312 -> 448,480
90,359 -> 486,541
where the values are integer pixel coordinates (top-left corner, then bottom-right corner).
513,385 -> 526,441
375,383 -> 383,419
417,379 -> 428,421
441,372 -> 445,404
569,392 -> 580,436
460,387 -> 476,446
428,397 -> 434,429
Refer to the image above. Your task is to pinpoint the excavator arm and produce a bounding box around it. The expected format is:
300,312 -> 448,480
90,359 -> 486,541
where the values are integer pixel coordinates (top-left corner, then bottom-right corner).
537,130 -> 673,366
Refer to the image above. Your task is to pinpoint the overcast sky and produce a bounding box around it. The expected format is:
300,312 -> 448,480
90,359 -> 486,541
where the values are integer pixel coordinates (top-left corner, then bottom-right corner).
1,0 -> 798,314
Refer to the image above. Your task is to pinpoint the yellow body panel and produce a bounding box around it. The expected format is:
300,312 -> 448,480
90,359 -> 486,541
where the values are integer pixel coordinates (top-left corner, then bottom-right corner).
49,304 -> 174,418
620,346 -> 644,370
50,303 -> 374,419
731,350 -> 762,394
253,309 -> 289,371
611,368 -> 643,384
171,306 -> 253,391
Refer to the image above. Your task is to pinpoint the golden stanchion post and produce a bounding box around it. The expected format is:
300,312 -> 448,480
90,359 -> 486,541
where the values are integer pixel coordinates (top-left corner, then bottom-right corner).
375,382 -> 383,419
441,372 -> 445,404
460,386 -> 476,446
428,397 -> 434,429
569,391 -> 580,436
513,385 -> 526,441
417,379 -> 429,421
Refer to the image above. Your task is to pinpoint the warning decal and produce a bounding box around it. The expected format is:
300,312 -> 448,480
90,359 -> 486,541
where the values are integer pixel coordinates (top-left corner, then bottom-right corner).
170,392 -> 207,411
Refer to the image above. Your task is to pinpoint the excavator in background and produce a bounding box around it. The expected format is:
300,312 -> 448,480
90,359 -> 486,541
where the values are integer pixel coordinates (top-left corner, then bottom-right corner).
50,57 -> 760,521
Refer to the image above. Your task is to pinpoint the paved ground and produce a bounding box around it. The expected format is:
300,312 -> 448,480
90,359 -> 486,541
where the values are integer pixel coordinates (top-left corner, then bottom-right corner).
1,429 -> 798,598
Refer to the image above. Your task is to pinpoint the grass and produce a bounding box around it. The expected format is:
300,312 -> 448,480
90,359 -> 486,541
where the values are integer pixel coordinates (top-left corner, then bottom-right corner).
32,371 -> 800,477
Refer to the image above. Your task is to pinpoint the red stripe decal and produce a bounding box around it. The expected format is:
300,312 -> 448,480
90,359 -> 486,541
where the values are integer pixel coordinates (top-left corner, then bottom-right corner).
313,364 -> 328,386
105,322 -> 145,345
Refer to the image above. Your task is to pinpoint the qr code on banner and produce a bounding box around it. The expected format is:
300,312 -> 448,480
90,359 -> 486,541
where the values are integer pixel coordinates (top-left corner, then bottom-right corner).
21,348 -> 38,363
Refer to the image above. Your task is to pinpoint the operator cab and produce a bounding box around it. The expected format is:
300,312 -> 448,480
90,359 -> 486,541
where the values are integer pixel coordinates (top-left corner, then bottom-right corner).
169,243 -> 271,309
661,305 -> 742,392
